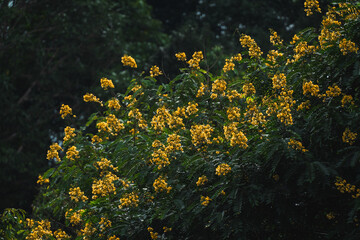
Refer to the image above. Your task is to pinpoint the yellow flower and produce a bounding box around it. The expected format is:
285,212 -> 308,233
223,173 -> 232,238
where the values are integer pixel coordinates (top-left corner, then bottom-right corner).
304,0 -> 321,16
153,176 -> 172,193
59,104 -> 76,119
150,65 -> 163,78
119,192 -> 139,208
216,163 -> 231,176
223,58 -> 235,73
200,196 -> 211,206
303,81 -> 320,97
187,51 -> 203,69
190,124 -> 214,147
69,187 -> 88,202
342,128 -> 357,145
100,77 -> 115,90
47,143 -> 63,162
341,95 -> 354,107
63,126 -> 76,143
108,98 -> 121,110
37,175 -> 49,185
240,34 -> 263,58
175,52 -> 186,61
288,138 -> 308,152
83,93 -> 103,106
339,38 -> 359,55
269,29 -> 283,46
92,172 -> 119,199
121,54 -> 137,68
66,146 -> 80,161
325,85 -> 341,98
196,175 -> 208,186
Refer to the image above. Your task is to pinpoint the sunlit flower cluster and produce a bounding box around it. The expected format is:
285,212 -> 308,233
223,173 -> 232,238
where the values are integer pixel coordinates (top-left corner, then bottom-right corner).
339,38 -> 359,55
196,82 -> 208,98
187,51 -> 203,69
303,81 -> 320,97
80,222 -> 96,239
240,35 -> 263,58
215,163 -> 231,176
65,209 -> 84,226
288,138 -> 308,152
147,227 -> 159,239
200,196 -> 211,206
63,126 -> 76,143
94,158 -> 118,175
69,187 -> 88,202
272,73 -> 287,90
342,128 -> 357,145
92,172 -> 119,199
196,175 -> 208,186
128,108 -> 148,129
66,145 -> 80,161
190,124 -> 214,147
304,0 -> 321,16
227,107 -> 241,121
83,93 -> 103,106
223,58 -> 235,73
53,229 -> 70,240
153,176 -> 172,193
60,104 -> 76,119
288,41 -> 317,63
325,85 -> 341,98
108,98 -> 121,110
186,101 -> 199,116
223,122 -> 248,148
119,192 -> 139,208
100,77 -> 115,90
297,100 -> 311,111
150,65 -> 163,78
175,52 -> 186,61
335,177 -> 360,198
97,114 -> 125,136
99,217 -> 112,232
37,175 -> 49,185
269,30 -> 283,46
211,79 -> 227,99
341,95 -> 354,107
266,50 -> 283,66
242,82 -> 256,96
25,220 -> 53,240
121,54 -> 137,68
47,143 -> 63,162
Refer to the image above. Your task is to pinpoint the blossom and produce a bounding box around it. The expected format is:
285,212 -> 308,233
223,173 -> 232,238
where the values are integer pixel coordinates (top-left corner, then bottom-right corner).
59,104 -> 76,119
150,65 -> 163,78
215,163 -> 232,176
175,52 -> 186,61
100,77 -> 115,90
121,54 -> 137,68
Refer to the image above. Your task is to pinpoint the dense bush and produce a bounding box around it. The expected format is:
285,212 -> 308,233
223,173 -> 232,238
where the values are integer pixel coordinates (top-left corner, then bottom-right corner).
2,1 -> 360,239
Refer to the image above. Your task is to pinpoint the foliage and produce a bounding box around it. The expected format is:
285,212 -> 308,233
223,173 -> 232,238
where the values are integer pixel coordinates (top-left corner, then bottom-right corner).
2,1 -> 360,239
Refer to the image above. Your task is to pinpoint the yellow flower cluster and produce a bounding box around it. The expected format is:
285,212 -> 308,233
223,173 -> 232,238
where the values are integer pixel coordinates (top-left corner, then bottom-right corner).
338,3 -> 360,20
175,52 -> 186,61
163,226 -> 172,232
121,54 -> 137,68
339,38 -> 359,55
99,217 -> 112,232
97,114 -> 125,136
215,163 -> 232,176
80,222 -> 96,239
83,93 -> 103,106
304,0 -> 321,16
303,81 -> 320,97
200,195 -> 211,206
166,133 -> 183,152
108,235 -> 120,240
325,85 -> 341,98
47,143 -> 62,162
211,79 -> 227,99
69,187 -> 88,202
63,126 -> 76,143
318,14 -> 341,49
147,227 -> 159,239
227,107 -> 241,121
223,58 -> 235,73
196,175 -> 208,186
91,135 -> 103,143
187,51 -> 203,69
342,128 -> 357,145
150,143 -> 170,169
153,176 -> 172,193
240,35 -> 263,58
108,98 -> 121,110
326,212 -> 335,220
150,65 -> 163,78
223,122 -> 248,148
227,89 -> 242,102
269,30 -> 283,46
288,139 -> 308,152
341,95 -> 354,107
297,100 -> 311,111
196,82 -> 208,98
288,41 -> 317,63
66,146 -> 79,161
272,73 -> 287,90
59,104 -> 76,119
65,209 -> 84,225
25,220 -> 52,240
119,192 -> 139,208
151,106 -> 172,131
92,172 -> 119,199
53,229 -> 71,239
290,34 -> 300,45
94,158 -> 118,175
266,50 -> 283,66
232,53 -> 242,62
128,108 -> 148,129
100,77 -> 115,90
276,89 -> 296,125
186,101 -> 199,116
190,124 -> 214,147
37,175 -> 49,185
244,103 -> 266,126
335,177 -> 360,198
242,82 -> 256,96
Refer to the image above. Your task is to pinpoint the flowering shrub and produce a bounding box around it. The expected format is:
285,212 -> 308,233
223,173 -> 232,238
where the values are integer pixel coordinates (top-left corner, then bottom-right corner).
2,1 -> 360,239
